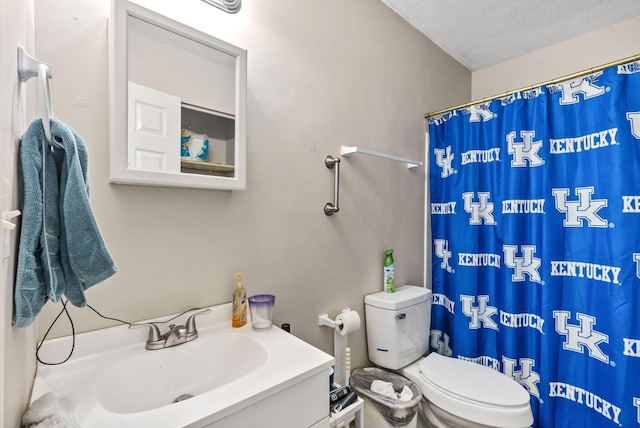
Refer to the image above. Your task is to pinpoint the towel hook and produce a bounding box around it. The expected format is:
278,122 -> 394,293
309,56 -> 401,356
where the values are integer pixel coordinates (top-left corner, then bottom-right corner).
17,47 -> 54,144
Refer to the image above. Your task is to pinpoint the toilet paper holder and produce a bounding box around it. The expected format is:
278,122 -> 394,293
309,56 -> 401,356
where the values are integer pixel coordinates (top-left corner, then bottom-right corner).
318,312 -> 340,329
319,309 -> 361,387
319,309 -> 359,333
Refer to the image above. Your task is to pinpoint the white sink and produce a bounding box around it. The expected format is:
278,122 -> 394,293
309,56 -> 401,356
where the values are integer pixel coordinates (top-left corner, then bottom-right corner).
95,332 -> 268,413
32,303 -> 334,427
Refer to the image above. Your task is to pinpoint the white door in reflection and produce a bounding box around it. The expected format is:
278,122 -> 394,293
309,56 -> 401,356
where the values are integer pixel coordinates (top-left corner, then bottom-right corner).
127,82 -> 180,172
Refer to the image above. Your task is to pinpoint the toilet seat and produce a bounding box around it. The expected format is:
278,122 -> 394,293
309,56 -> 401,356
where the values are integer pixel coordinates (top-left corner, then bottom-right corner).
409,353 -> 533,427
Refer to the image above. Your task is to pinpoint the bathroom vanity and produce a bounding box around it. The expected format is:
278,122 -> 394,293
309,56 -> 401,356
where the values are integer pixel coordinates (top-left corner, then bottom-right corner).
31,303 -> 334,427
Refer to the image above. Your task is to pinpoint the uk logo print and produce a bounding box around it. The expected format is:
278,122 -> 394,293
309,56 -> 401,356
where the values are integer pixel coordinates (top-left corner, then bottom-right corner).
434,146 -> 455,178
434,239 -> 453,273
552,186 -> 608,228
628,112 -> 640,139
503,245 -> 542,284
553,311 -> 609,364
461,295 -> 498,330
430,330 -> 453,356
503,357 -> 541,400
506,130 -> 544,167
554,73 -> 605,105
468,103 -> 497,122
462,192 -> 496,225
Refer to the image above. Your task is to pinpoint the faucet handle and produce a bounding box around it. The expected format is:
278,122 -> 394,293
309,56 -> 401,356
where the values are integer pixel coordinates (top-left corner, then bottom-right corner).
129,322 -> 162,343
185,308 -> 212,336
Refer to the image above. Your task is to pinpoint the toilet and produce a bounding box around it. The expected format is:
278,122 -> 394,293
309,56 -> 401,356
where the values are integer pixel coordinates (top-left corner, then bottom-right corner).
365,285 -> 533,428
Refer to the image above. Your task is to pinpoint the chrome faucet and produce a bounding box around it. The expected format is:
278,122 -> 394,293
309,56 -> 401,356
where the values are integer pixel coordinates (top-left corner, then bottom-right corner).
129,308 -> 212,350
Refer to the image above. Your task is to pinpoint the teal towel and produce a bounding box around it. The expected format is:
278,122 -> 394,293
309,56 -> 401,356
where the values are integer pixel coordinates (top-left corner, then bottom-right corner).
13,118 -> 117,327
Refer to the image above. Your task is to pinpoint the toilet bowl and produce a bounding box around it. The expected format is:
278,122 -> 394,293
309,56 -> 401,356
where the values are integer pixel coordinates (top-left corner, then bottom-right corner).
399,354 -> 532,428
365,286 -> 533,428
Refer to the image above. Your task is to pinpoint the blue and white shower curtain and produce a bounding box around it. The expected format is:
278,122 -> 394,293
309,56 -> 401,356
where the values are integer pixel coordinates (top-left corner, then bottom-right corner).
428,60 -> 640,427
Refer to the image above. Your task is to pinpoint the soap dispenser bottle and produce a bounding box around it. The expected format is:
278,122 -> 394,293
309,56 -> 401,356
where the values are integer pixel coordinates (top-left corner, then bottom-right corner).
383,249 -> 395,293
232,272 -> 247,327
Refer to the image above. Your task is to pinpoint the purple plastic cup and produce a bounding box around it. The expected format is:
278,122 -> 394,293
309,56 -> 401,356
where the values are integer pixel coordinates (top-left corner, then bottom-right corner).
248,294 -> 275,331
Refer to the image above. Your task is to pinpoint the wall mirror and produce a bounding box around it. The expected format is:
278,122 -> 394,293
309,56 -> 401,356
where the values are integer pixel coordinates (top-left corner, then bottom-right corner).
110,0 -> 247,190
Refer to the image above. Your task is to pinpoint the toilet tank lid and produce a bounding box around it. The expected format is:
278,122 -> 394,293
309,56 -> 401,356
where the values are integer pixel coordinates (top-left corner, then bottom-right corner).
365,285 -> 431,310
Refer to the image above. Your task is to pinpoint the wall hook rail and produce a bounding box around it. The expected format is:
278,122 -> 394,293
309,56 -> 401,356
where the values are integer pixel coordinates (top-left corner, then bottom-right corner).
341,145 -> 422,169
324,155 -> 340,216
2,210 -> 21,231
2,209 -> 21,261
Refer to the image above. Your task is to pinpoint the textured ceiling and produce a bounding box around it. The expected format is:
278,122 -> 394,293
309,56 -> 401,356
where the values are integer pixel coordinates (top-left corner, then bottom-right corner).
379,0 -> 640,71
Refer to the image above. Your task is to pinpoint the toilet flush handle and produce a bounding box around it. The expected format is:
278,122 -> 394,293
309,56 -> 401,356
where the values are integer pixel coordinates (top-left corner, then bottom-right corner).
395,313 -> 406,320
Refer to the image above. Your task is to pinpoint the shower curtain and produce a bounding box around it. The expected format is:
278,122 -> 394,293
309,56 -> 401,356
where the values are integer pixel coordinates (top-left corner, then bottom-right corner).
427,59 -> 640,427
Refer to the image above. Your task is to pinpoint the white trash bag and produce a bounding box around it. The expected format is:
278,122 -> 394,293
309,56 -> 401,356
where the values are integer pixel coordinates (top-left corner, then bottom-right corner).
351,367 -> 422,427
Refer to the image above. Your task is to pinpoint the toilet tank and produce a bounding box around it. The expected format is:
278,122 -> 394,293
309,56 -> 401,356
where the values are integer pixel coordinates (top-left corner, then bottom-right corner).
365,285 -> 432,370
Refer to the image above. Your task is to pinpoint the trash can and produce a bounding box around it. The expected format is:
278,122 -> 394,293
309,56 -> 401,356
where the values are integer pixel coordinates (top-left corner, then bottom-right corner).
351,367 -> 422,428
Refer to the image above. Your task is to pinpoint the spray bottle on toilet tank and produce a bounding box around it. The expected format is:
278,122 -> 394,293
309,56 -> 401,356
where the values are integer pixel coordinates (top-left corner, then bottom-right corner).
383,249 -> 395,293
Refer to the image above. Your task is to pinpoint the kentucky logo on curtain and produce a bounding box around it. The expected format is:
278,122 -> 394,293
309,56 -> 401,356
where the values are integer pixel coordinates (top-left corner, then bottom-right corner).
428,59 -> 640,427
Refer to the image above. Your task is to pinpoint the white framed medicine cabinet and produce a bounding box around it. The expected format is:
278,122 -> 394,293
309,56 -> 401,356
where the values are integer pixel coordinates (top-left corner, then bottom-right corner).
109,0 -> 247,190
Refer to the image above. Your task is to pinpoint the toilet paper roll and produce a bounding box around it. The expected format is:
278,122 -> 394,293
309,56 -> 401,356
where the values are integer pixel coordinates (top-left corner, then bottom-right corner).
335,311 -> 361,336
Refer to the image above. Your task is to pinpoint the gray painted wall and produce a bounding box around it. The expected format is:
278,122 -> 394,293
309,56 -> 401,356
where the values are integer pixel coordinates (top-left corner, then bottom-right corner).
33,0 -> 470,374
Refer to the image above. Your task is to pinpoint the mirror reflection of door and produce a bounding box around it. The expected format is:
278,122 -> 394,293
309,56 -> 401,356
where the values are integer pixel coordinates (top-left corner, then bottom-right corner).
127,15 -> 236,178
128,82 -> 181,172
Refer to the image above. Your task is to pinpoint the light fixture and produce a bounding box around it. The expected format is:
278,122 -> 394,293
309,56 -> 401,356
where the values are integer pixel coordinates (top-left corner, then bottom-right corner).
201,0 -> 241,13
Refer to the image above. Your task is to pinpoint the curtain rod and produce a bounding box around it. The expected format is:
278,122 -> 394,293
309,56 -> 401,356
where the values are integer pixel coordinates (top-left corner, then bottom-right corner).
424,53 -> 640,119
